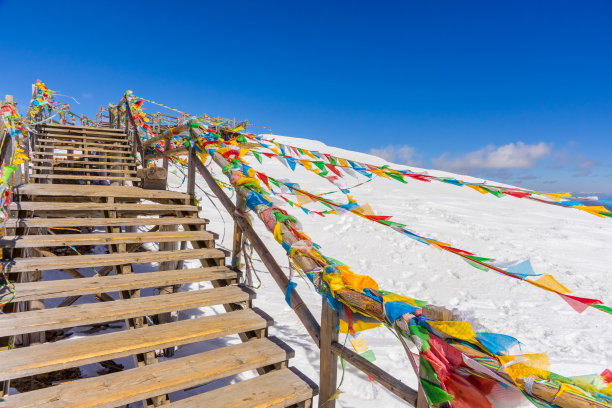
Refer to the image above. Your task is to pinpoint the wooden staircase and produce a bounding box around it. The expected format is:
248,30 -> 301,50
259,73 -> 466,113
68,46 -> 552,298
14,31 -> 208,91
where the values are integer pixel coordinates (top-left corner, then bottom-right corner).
0,123 -> 317,407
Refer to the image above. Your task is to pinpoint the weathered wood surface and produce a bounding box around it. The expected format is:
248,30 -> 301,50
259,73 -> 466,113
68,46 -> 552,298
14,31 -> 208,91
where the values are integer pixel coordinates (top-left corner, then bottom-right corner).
0,230 -> 214,249
0,308 -> 271,382
167,367 -> 317,408
29,174 -> 140,182
30,158 -> 136,167
5,248 -> 226,273
37,133 -> 128,142
0,338 -> 291,408
30,166 -> 138,175
0,286 -> 254,335
8,202 -> 198,213
0,266 -> 235,303
33,152 -> 133,160
34,145 -> 132,154
37,140 -> 130,148
42,124 -> 125,133
14,183 -> 187,199
2,216 -> 208,229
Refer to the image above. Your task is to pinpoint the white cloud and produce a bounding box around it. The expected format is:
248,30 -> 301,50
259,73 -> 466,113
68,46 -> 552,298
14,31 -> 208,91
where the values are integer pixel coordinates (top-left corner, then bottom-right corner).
368,145 -> 421,166
432,141 -> 552,173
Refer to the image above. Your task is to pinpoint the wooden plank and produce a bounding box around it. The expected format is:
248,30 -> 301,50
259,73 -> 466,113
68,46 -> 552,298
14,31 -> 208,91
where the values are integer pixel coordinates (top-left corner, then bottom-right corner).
37,133 -> 128,143
168,367 -> 317,408
29,174 -> 140,182
33,152 -> 133,160
14,183 -> 188,199
0,230 -> 215,248
30,158 -> 136,167
34,146 -> 132,154
43,124 -> 125,133
0,285 -> 254,335
37,140 -> 130,148
5,248 -> 226,273
30,166 -> 138,175
0,266 -> 236,303
2,216 -> 208,229
0,308 -> 272,382
1,337 -> 291,408
8,202 -> 198,212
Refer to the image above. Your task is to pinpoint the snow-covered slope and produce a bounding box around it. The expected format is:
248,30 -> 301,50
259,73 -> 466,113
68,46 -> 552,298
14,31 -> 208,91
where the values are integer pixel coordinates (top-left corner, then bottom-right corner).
173,134 -> 611,407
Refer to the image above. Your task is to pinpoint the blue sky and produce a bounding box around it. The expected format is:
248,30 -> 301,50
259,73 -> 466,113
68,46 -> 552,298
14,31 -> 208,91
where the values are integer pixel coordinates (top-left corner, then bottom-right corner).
1,1 -> 611,195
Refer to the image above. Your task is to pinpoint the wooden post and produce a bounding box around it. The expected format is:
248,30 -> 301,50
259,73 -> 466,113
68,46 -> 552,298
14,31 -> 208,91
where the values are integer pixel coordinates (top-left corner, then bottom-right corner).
319,300 -> 339,408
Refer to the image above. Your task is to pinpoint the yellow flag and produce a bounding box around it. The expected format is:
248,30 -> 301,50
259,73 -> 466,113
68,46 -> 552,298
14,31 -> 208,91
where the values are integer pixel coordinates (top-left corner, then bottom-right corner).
273,222 -> 284,244
528,275 -> 571,294
354,203 -> 375,216
497,353 -> 550,384
466,184 -> 489,194
428,321 -> 477,343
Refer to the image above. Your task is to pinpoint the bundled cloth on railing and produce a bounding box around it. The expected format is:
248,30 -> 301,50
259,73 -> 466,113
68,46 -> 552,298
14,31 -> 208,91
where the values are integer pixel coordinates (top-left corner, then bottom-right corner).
0,101 -> 28,227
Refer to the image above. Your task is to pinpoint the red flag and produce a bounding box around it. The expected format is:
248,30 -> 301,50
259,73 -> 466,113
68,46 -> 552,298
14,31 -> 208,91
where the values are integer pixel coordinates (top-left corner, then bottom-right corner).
559,294 -> 603,313
256,172 -> 269,188
325,163 -> 343,177
505,191 -> 531,198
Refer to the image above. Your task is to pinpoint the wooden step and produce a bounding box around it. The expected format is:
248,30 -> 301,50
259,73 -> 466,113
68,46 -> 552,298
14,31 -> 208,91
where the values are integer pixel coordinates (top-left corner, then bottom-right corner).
28,174 -> 140,182
4,248 -> 226,273
3,216 -> 208,229
36,139 -> 131,151
37,133 -> 128,143
30,158 -> 136,167
0,230 -> 215,248
36,137 -> 130,149
33,152 -> 134,160
15,183 -> 189,200
8,202 -> 198,213
0,337 -> 292,408
30,166 -> 138,175
34,146 -> 132,155
0,266 -> 236,303
43,124 -> 125,134
168,367 -> 317,408
0,308 -> 272,381
0,285 -> 255,335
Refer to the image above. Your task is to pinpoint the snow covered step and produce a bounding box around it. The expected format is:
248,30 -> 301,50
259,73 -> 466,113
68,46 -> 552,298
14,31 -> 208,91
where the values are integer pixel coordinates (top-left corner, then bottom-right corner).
0,266 -> 236,303
167,367 -> 318,408
0,308 -> 272,382
0,337 -> 294,408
